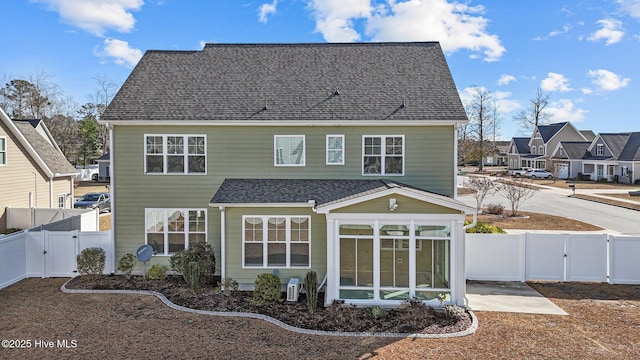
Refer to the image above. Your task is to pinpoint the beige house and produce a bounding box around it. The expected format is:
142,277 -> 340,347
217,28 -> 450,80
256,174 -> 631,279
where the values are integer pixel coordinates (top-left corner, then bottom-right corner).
0,107 -> 78,232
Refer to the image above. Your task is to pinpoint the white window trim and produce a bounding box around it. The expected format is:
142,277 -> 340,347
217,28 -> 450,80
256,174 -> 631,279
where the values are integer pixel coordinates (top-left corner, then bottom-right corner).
144,134 -> 207,175
0,136 -> 6,166
242,215 -> 311,269
274,135 -> 306,167
538,146 -> 543,155
596,144 -> 604,156
531,146 -> 536,155
145,208 -> 208,256
362,135 -> 405,176
57,193 -> 67,209
326,134 -> 345,165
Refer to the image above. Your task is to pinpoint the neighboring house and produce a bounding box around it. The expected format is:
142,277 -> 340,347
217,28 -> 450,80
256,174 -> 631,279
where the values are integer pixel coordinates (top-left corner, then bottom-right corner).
0,107 -> 79,232
580,133 -> 640,183
100,42 -> 476,307
482,141 -> 509,167
550,141 -> 591,179
507,122 -> 589,170
95,152 -> 110,181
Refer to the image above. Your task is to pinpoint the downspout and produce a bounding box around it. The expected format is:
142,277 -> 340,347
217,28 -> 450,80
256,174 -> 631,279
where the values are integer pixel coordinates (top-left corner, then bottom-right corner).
462,210 -> 476,308
454,124 -> 459,198
219,206 -> 226,280
49,177 -> 54,208
108,124 -> 115,272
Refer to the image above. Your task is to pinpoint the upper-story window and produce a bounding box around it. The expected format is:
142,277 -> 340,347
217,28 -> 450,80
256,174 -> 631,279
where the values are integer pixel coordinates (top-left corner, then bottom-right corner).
363,135 -> 404,175
533,130 -> 541,138
326,135 -> 345,165
596,144 -> 604,156
538,146 -> 544,155
0,137 -> 6,165
145,135 -> 206,174
559,147 -> 565,157
274,135 -> 305,166
531,146 -> 536,155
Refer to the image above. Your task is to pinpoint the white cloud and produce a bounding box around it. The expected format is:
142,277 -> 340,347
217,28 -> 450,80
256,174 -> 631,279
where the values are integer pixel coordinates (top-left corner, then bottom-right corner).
96,38 -> 142,67
549,24 -> 571,37
497,74 -> 516,86
582,88 -> 593,94
35,0 -> 143,36
587,69 -> 631,91
617,0 -> 640,19
258,0 -> 278,24
493,91 -> 521,113
307,0 -> 506,62
588,19 -> 624,45
546,99 -> 588,122
541,72 -> 572,92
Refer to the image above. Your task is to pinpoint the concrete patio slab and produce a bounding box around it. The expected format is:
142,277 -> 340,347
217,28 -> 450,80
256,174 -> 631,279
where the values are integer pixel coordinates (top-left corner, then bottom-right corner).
465,281 -> 567,315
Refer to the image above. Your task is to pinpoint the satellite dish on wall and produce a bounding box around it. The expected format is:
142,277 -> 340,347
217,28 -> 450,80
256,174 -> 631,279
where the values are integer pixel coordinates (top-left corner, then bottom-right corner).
136,244 -> 154,262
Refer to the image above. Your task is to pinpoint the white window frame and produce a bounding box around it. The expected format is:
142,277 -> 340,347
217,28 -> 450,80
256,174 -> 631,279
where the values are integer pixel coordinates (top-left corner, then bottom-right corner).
144,134 -> 207,175
531,146 -> 536,155
274,135 -> 306,167
145,208 -> 207,256
362,135 -> 405,176
242,215 -> 311,269
622,166 -> 629,177
57,194 -> 66,209
0,136 -> 6,166
326,134 -> 345,165
596,144 -> 604,156
538,146 -> 544,155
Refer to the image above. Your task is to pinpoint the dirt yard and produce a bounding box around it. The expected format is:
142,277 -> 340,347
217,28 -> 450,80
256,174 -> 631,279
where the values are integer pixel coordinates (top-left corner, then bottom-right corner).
1,278 -> 638,359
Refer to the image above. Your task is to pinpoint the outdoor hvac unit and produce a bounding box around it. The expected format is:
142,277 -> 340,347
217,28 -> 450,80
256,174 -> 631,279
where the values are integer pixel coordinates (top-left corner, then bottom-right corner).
287,278 -> 301,302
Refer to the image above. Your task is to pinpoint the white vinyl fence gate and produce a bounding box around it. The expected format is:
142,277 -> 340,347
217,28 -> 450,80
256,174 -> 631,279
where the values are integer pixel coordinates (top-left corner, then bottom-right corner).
466,233 -> 640,284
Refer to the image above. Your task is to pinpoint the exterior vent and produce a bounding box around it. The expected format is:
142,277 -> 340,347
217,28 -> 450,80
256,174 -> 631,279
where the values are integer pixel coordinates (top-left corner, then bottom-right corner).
287,278 -> 301,302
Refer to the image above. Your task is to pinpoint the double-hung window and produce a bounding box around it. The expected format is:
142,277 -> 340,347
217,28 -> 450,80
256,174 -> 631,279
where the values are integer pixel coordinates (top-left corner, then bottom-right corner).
0,137 -> 6,165
145,209 -> 207,255
596,144 -> 604,156
243,216 -> 310,268
145,135 -> 206,174
363,135 -> 404,175
274,135 -> 305,166
326,135 -> 344,165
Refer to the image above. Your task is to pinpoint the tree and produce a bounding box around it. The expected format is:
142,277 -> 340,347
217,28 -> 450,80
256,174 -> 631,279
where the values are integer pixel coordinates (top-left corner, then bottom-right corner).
88,75 -> 119,153
77,117 -> 100,166
0,71 -> 61,119
496,178 -> 536,217
466,176 -> 496,211
513,88 -> 551,135
464,87 -> 498,171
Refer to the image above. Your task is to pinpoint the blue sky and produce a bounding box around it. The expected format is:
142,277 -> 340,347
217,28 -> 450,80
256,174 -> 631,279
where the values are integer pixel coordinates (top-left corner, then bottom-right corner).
1,0 -> 638,139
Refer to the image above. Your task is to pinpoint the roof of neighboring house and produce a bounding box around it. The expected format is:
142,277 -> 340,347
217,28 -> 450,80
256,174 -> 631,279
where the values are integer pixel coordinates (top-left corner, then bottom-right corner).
96,152 -> 110,162
494,141 -> 510,154
618,132 -> 640,161
512,137 -> 530,154
209,178 -> 471,211
580,130 -> 596,141
9,119 -> 78,177
593,132 -> 640,161
537,122 -> 568,142
557,141 -> 590,159
102,42 -> 468,124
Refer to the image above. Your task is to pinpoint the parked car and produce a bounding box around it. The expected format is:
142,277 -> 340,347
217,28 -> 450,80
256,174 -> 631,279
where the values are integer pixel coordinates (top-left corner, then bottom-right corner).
74,192 -> 111,213
508,168 -> 530,177
526,169 -> 553,179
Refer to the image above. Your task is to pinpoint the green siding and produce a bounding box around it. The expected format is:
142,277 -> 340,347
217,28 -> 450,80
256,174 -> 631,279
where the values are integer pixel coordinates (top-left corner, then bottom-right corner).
332,194 -> 461,214
112,125 -> 455,272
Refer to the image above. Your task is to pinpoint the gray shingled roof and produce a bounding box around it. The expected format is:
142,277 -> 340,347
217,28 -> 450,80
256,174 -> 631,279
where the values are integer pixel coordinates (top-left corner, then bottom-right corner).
210,178 -> 439,206
102,42 -> 467,123
13,120 -> 78,176
619,132 -> 640,160
513,137 -> 530,154
537,122 -> 567,142
557,141 -> 590,159
580,130 -> 596,141
591,132 -> 640,161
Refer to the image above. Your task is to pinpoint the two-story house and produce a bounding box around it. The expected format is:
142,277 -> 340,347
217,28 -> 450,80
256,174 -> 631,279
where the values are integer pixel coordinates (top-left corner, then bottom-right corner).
507,122 -> 592,171
579,133 -> 640,183
0,107 -> 79,232
101,42 -> 476,307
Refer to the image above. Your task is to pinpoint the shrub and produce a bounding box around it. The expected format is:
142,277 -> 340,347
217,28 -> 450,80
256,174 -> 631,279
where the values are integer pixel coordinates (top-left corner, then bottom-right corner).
303,271 -> 318,314
146,264 -> 168,280
188,261 -> 200,292
3,228 -> 22,235
218,278 -> 239,297
117,253 -> 136,280
76,247 -> 106,276
368,306 -> 387,320
465,221 -> 507,234
597,178 -> 609,183
251,273 -> 282,304
484,203 -> 504,215
169,243 -> 216,287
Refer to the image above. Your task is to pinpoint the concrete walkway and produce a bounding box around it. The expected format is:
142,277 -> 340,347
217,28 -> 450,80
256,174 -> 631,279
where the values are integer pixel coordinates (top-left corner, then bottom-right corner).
465,281 -> 567,315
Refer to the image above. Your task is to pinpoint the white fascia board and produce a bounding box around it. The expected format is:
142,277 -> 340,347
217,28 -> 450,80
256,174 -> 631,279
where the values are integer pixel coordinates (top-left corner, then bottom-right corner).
325,212 -> 466,221
209,202 -> 315,208
100,119 -> 465,127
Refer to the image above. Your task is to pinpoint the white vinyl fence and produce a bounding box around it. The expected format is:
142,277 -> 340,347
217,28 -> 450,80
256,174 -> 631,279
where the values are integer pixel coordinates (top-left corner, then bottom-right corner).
466,233 -> 640,284
0,230 -> 112,290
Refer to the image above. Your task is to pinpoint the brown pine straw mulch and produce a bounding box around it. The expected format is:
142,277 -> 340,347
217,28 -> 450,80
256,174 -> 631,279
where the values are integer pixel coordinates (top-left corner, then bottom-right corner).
1,278 -> 640,359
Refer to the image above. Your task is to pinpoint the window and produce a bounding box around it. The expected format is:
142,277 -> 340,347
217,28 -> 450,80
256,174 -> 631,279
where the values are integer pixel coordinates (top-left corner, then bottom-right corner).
622,166 -> 629,177
243,215 -> 310,268
145,135 -> 206,174
57,194 -> 66,208
596,144 -> 604,156
363,135 -> 404,175
559,147 -> 565,156
326,135 -> 344,165
145,209 -> 207,255
274,135 -> 305,166
0,137 -> 6,165
531,146 -> 536,155
538,146 -> 544,155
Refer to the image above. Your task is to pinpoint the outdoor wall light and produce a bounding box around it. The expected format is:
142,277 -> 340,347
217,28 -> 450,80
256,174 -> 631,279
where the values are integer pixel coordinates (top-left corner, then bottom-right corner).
389,198 -> 398,211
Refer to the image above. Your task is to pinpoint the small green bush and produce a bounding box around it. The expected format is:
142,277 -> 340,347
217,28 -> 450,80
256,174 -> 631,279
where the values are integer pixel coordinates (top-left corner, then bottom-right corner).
251,273 -> 282,304
169,243 -> 216,287
117,253 -> 136,280
218,278 -> 239,297
3,228 -> 22,235
76,247 -> 106,276
368,306 -> 387,320
465,221 -> 507,234
303,271 -> 318,314
146,264 -> 168,280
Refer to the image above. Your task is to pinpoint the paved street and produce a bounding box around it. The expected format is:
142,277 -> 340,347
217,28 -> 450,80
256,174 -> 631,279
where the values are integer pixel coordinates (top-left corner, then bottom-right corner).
458,176 -> 640,235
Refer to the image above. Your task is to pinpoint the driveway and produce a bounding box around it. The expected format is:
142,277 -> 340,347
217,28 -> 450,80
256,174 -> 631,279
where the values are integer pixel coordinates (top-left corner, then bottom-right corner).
466,281 -> 567,315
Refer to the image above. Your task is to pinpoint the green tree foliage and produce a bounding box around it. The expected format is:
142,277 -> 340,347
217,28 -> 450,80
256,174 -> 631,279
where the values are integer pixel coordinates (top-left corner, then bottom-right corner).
77,116 -> 100,166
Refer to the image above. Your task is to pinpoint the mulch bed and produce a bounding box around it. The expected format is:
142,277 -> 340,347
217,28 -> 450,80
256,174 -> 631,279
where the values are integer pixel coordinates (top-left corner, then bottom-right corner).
65,275 -> 471,335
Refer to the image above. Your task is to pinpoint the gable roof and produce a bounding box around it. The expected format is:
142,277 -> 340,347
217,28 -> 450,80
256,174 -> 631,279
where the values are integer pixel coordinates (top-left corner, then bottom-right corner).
512,137 -> 530,154
618,133 -> 640,161
580,130 -> 596,141
537,122 -> 568,142
102,42 -> 468,125
590,132 -> 640,161
209,178 -> 474,213
555,141 -> 590,159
